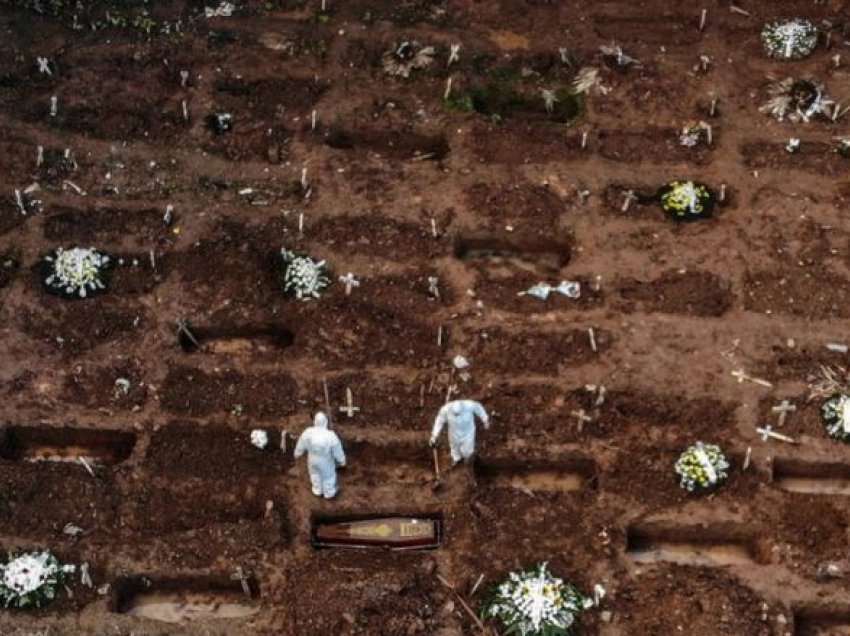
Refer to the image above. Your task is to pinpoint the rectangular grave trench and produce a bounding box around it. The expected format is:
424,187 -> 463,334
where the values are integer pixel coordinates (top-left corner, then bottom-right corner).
324,128 -> 449,161
0,426 -> 135,465
179,323 -> 294,354
453,233 -> 572,272
475,457 -> 597,493
772,458 -> 850,496
626,523 -> 765,567
311,512 -> 443,551
110,575 -> 260,624
794,604 -> 850,635
349,440 -> 433,484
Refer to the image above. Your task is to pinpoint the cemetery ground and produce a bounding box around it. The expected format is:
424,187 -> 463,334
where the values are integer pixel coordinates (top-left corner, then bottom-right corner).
0,0 -> 849,634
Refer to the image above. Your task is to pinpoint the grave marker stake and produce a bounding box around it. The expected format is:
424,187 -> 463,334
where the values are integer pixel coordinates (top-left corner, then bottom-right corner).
13,189 -> 26,215
436,575 -> 488,633
78,456 -> 95,477
323,377 -> 331,414
469,573 -> 484,597
742,445 -> 752,470
232,566 -> 252,598
176,318 -> 200,348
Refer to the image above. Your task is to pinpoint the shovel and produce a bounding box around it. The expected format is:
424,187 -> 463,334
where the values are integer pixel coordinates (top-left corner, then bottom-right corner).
431,446 -> 442,491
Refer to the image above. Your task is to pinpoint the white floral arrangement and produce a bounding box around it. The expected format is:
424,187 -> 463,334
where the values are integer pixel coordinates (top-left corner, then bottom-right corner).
762,19 -> 818,60
482,563 -> 591,636
250,429 -> 269,449
42,247 -> 111,299
821,394 -> 850,442
658,180 -> 715,221
0,551 -> 75,609
280,249 -> 331,301
674,442 -> 730,493
761,78 -> 832,123
679,121 -> 711,148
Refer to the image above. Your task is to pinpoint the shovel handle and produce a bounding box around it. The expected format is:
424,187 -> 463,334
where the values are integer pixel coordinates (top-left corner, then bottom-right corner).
432,446 -> 441,480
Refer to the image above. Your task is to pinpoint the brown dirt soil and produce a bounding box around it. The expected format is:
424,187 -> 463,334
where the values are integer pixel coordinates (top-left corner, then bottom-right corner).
1,0 -> 850,634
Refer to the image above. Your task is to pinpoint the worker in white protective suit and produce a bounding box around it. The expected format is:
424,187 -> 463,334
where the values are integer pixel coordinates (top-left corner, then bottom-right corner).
429,399 -> 489,467
294,412 -> 346,499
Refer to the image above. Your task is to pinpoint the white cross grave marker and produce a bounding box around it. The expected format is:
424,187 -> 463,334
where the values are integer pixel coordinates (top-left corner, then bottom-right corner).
36,57 -> 52,75
731,368 -> 773,388
339,387 -> 360,418
771,399 -> 796,427
571,409 -> 593,432
339,272 -> 360,296
756,425 -> 797,444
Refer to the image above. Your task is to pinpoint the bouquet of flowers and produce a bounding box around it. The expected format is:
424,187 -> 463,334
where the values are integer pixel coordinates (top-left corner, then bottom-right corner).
762,19 -> 818,60
482,563 -> 591,636
821,394 -> 850,442
674,442 -> 730,493
41,247 -> 112,299
250,429 -> 269,449
0,551 -> 75,609
279,249 -> 331,301
658,180 -> 715,221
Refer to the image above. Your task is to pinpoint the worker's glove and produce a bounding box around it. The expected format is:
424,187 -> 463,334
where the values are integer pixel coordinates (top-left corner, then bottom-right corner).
483,419 -> 490,430
429,437 -> 439,448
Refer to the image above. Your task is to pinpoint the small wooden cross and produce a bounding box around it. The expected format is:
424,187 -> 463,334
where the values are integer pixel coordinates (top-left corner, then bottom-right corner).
37,57 -> 52,75
731,368 -> 773,388
339,387 -> 360,418
756,425 -> 797,444
339,272 -> 360,296
570,409 -> 593,432
731,369 -> 747,383
771,399 -> 796,427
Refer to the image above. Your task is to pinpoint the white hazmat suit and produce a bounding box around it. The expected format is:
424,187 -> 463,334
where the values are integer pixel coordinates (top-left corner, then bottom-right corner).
430,399 -> 489,464
294,412 -> 346,499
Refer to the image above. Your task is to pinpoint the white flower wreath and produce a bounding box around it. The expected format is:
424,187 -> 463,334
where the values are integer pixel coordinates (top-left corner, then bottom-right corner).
0,551 -> 75,609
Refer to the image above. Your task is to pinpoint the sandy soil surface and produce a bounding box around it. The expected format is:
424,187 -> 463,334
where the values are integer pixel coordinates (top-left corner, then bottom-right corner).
0,0 -> 849,634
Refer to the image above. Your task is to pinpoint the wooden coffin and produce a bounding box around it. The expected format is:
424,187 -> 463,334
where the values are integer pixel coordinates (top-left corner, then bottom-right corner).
311,516 -> 441,550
